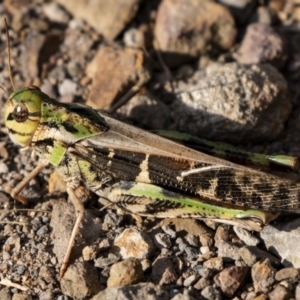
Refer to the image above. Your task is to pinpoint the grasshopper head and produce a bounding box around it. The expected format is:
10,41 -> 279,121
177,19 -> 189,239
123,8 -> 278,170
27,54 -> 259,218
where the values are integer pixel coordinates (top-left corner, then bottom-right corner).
4,86 -> 44,147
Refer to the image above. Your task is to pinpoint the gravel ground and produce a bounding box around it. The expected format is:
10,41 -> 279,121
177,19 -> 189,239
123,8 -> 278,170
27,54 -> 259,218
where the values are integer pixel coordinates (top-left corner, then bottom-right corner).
1,0 -> 300,299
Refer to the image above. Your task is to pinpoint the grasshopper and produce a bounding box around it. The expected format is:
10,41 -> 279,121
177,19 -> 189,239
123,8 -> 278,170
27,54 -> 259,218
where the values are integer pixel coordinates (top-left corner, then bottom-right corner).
3,24 -> 300,279
4,84 -> 300,277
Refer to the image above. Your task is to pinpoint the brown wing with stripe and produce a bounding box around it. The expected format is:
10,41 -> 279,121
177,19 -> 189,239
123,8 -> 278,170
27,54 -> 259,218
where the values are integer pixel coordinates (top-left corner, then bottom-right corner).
69,117 -> 300,213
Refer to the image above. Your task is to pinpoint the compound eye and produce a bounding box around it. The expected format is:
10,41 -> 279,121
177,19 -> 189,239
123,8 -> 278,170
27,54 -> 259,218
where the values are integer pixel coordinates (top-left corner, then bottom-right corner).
13,103 -> 29,123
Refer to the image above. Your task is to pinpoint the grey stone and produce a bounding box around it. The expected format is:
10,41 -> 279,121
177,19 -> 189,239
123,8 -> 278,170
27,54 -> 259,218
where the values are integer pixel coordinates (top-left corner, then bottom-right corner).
201,286 -> 222,300
61,262 -> 101,299
275,268 -> 299,282
94,257 -> 119,268
153,232 -> 172,249
295,283 -> 300,300
217,239 -> 241,261
183,274 -> 199,287
107,258 -> 144,287
172,63 -> 290,144
154,0 -> 236,67
238,246 -> 280,267
260,218 -> 300,268
251,259 -> 276,293
233,226 -> 260,246
42,3 -> 70,24
214,266 -> 248,297
36,225 -> 48,236
55,0 -> 143,40
268,284 -> 293,300
114,227 -> 154,259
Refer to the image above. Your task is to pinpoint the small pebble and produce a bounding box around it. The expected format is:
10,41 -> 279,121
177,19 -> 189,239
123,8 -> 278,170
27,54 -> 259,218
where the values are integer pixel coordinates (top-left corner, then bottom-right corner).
94,257 -> 119,268
161,225 -> 177,239
203,257 -> 224,272
186,234 -> 199,247
184,246 -> 199,259
275,268 -> 299,282
103,212 -> 124,228
214,266 -> 248,297
194,277 -> 211,290
16,265 -> 26,275
36,225 -> 48,236
107,258 -> 144,287
217,239 -> 241,261
0,162 -> 8,173
82,245 -> 99,261
176,237 -> 188,252
295,283 -> 300,300
195,266 -> 214,279
183,274 -> 198,287
4,235 -> 21,253
201,285 -> 222,300
36,243 -> 45,250
252,259 -> 276,293
2,250 -> 11,260
98,238 -> 110,252
43,2 -> 70,24
39,265 -> 55,278
153,232 -> 172,249
31,217 -> 42,229
233,226 -> 260,246
268,284 -> 293,300
67,61 -> 83,79
151,256 -> 178,285
114,227 -> 154,259
140,259 -> 151,272
58,79 -> 78,96
11,293 -> 29,300
239,246 -> 280,267
123,27 -> 145,48
200,246 -> 210,254
41,216 -> 50,224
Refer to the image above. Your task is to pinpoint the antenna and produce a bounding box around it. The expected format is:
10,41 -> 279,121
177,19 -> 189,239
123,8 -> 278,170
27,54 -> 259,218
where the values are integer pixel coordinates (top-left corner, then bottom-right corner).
4,18 -> 16,91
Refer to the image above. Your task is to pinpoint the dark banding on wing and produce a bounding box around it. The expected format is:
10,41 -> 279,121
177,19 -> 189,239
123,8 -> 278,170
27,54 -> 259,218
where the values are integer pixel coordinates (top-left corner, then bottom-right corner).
215,169 -> 243,201
241,175 -> 251,186
118,194 -> 140,206
248,192 -> 263,208
62,121 -> 79,134
119,181 -> 136,191
197,176 -> 213,191
67,105 -> 109,131
253,182 -> 274,194
113,150 -> 146,165
69,106 -> 92,117
92,146 -> 110,156
271,184 -> 291,204
32,138 -> 55,153
145,198 -> 184,214
45,120 -> 59,129
160,187 -> 184,199
105,150 -> 147,181
148,155 -> 193,174
75,146 -> 147,182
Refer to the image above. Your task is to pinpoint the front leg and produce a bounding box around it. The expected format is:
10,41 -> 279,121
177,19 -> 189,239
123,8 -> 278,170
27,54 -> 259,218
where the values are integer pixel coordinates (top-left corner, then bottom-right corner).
10,160 -> 47,204
59,177 -> 85,279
